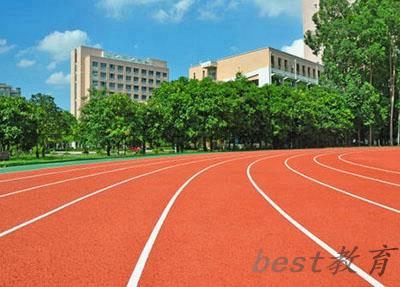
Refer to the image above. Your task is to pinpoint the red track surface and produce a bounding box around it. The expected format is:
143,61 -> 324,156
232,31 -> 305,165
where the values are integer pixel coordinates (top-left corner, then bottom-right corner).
0,149 -> 398,286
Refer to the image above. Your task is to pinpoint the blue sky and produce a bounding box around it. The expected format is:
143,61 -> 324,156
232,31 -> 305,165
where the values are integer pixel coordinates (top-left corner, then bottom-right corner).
0,0 -> 304,111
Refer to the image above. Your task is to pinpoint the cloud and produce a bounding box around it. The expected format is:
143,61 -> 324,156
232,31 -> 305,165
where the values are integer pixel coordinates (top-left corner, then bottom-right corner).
37,30 -> 89,62
46,71 -> 70,85
17,59 -> 36,68
198,0 -> 239,21
0,38 -> 16,54
282,38 -> 304,58
47,61 -> 57,70
98,0 -> 162,19
153,0 -> 194,23
248,0 -> 301,17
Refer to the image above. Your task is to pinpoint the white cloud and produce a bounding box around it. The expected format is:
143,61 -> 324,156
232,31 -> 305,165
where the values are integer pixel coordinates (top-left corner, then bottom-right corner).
17,59 -> 36,68
0,38 -> 16,54
98,0 -> 162,19
37,30 -> 89,62
153,0 -> 194,23
47,61 -> 57,70
46,71 -> 70,85
282,38 -> 304,58
249,0 -> 301,17
198,0 -> 239,21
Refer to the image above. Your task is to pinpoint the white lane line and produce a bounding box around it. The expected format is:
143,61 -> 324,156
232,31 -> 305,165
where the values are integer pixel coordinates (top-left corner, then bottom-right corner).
0,154 -> 238,238
314,154 -> 400,188
285,154 -> 400,214
247,157 -> 384,287
0,154 -> 203,183
339,153 -> 400,175
0,159 -> 142,183
126,153 -> 285,287
0,158 -> 190,199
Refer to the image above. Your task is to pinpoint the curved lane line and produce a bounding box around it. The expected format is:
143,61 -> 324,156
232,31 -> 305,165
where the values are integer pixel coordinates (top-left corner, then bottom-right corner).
247,157 -> 384,287
0,154 -> 238,238
0,156 -> 220,199
314,154 -> 400,188
339,153 -> 400,175
126,153 -> 285,287
285,154 -> 400,214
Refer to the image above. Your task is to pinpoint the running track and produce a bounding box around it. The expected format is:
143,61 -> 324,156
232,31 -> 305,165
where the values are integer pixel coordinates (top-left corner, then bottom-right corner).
0,149 -> 398,286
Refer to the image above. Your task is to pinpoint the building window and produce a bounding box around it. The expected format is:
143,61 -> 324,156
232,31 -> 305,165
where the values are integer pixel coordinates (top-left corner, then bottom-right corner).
142,78 -> 147,84
101,72 -> 107,80
118,74 -> 123,81
156,71 -> 161,78
110,73 -> 115,80
126,67 -> 132,74
100,81 -> 106,88
156,79 -> 161,85
193,72 -> 196,79
307,67 -> 311,77
118,83 -> 123,90
318,70 -> 321,78
141,95 -> 147,101
110,64 -> 115,72
92,71 -> 98,78
134,68 -> 139,75
302,66 -> 306,76
134,94 -> 139,99
92,80 -> 98,87
118,65 -> 123,73
202,70 -> 205,78
141,69 -> 147,76
284,60 -> 288,71
312,69 -> 316,78
163,72 -> 167,78
149,79 -> 154,85
149,70 -> 154,76
126,75 -> 132,81
142,86 -> 147,92
126,84 -> 132,90
109,82 -> 115,89
92,61 -> 99,68
296,63 -> 300,74
101,63 -> 107,71
134,86 -> 139,92
271,56 -> 275,68
134,77 -> 139,84
278,58 -> 282,69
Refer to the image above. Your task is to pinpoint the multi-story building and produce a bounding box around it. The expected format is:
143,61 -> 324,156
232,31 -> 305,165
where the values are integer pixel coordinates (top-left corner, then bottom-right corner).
303,0 -> 354,63
189,47 -> 323,87
0,83 -> 21,96
303,0 -> 321,63
70,46 -> 169,118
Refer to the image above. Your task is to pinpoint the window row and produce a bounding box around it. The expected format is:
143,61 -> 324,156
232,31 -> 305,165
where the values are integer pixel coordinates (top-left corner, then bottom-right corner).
92,71 -> 163,85
92,81 -> 154,93
92,61 -> 167,78
270,56 -> 320,79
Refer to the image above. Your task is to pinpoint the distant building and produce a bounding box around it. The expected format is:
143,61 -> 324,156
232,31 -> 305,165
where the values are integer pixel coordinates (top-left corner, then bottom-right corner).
189,47 -> 323,87
0,83 -> 21,96
303,0 -> 321,63
70,46 -> 169,118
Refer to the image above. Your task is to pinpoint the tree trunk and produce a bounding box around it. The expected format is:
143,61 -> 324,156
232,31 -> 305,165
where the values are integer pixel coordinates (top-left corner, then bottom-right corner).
203,137 -> 208,152
106,145 -> 111,156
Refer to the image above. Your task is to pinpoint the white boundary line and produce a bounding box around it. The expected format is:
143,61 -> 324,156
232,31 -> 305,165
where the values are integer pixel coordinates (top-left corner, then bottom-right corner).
0,154 -> 238,238
126,153 -> 285,287
314,154 -> 400,188
0,157 -> 192,199
285,154 -> 400,214
339,153 -> 400,175
0,155 -> 228,199
246,157 -> 384,287
0,154 -> 209,183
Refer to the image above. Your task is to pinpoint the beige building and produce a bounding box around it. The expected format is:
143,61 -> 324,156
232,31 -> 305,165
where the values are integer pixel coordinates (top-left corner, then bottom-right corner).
189,47 -> 323,87
70,46 -> 169,118
303,0 -> 321,63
